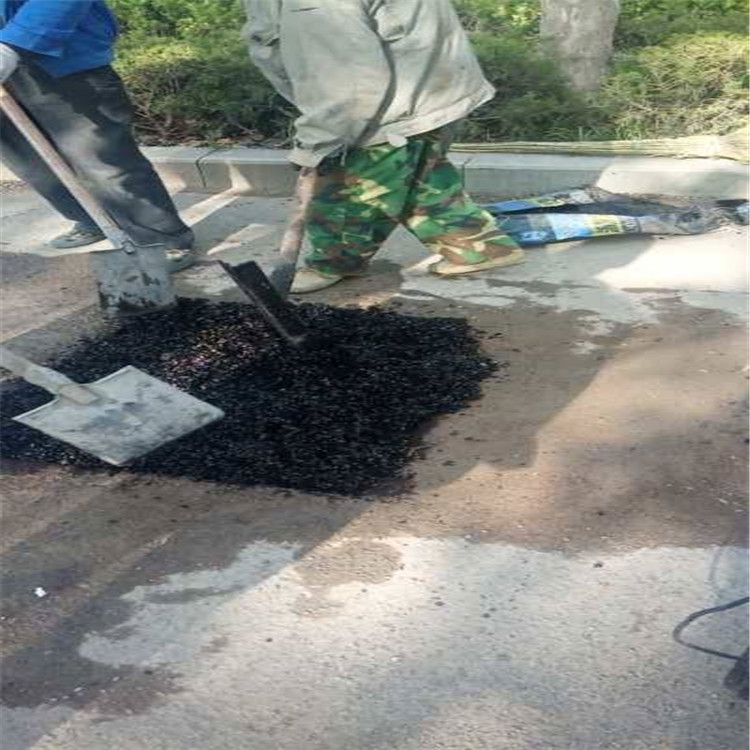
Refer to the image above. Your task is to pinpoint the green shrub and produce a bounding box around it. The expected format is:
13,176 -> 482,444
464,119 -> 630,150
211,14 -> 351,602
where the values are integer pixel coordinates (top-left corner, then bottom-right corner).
115,34 -> 290,144
111,0 -> 244,40
111,2 -> 748,145
114,25 -> 596,145
455,0 -> 749,46
599,32 -> 749,138
464,34 -> 600,141
455,0 -> 539,36
616,0 -> 748,47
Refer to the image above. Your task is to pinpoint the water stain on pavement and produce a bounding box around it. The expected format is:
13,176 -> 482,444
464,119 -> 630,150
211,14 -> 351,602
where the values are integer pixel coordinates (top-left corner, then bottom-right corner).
292,539 -> 403,617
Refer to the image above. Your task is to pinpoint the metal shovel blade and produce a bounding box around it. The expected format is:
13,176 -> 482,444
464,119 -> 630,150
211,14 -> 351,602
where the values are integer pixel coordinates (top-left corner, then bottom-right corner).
12,366 -> 224,466
219,260 -> 309,348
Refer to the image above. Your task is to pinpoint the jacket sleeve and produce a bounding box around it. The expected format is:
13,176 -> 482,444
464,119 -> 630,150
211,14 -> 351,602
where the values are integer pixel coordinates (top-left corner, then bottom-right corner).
0,0 -> 95,57
242,0 -> 295,103
279,0 -> 392,167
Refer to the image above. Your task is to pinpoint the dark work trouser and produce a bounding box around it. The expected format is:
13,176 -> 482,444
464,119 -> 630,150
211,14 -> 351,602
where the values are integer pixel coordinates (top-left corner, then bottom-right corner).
1,63 -> 193,249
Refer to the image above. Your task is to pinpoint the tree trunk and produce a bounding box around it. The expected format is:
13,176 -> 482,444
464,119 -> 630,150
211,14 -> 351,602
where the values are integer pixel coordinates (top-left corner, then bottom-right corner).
540,0 -> 620,93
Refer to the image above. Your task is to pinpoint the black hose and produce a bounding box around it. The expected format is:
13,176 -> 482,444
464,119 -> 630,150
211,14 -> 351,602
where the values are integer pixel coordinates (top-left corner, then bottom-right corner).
672,597 -> 749,661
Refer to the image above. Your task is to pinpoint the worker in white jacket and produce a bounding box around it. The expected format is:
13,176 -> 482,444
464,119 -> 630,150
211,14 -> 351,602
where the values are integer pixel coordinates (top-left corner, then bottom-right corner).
244,0 -> 524,293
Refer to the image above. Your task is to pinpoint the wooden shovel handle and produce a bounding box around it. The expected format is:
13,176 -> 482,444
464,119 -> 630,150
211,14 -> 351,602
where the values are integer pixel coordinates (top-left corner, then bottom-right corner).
278,167 -> 318,266
0,346 -> 97,403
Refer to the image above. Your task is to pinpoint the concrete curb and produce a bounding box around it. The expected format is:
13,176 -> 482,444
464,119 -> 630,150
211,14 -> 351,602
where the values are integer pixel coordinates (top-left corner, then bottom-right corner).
2,146 -> 747,199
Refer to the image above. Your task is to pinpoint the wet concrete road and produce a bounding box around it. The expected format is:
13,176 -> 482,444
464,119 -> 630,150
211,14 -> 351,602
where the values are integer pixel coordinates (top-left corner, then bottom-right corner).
1,184 -> 748,749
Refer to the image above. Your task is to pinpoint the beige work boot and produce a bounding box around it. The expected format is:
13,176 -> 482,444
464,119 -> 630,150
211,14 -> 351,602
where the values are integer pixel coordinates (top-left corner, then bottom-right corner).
430,248 -> 526,276
291,267 -> 345,294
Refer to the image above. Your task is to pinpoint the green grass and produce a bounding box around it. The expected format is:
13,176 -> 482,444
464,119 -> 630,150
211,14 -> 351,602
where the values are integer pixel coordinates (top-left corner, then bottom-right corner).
600,32 -> 749,139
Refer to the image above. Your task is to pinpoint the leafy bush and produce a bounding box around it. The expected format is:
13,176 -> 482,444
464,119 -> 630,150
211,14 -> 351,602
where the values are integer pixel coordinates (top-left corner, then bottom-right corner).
616,0 -> 748,47
455,0 -> 539,36
110,0 -> 748,144
454,0 -> 749,46
114,28 -> 597,145
111,0 -> 244,40
599,32 -> 749,138
115,34 -> 289,144
464,34 -> 599,141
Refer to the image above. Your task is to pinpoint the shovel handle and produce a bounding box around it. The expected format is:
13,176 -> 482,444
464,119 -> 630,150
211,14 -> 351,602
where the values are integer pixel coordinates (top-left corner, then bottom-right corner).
279,167 -> 317,266
268,167 -> 317,298
0,85 -> 126,249
0,346 -> 98,405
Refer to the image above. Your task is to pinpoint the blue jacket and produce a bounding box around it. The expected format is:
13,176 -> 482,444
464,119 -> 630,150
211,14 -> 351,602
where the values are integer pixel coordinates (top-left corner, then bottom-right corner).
0,0 -> 118,77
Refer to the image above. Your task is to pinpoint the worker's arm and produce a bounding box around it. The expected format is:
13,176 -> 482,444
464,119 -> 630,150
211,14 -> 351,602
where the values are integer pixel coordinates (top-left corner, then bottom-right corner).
0,0 -> 95,58
271,0 -> 392,167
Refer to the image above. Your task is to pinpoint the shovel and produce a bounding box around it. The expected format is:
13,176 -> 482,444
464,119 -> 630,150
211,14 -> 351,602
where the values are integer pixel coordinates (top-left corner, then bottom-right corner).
0,346 -> 224,466
218,167 -> 317,348
0,85 -> 175,315
267,166 -> 318,298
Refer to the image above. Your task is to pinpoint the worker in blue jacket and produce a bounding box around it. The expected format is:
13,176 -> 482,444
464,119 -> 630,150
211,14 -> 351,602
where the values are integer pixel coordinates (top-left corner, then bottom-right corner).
0,0 -> 195,268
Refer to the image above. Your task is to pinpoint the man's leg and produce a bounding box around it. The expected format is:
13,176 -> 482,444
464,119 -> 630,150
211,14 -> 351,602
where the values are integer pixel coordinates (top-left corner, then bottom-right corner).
403,134 -> 524,273
0,90 -> 101,240
304,144 -> 408,278
4,64 -> 193,251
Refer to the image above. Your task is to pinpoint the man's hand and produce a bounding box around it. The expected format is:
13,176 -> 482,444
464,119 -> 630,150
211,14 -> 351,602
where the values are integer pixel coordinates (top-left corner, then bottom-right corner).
0,43 -> 19,83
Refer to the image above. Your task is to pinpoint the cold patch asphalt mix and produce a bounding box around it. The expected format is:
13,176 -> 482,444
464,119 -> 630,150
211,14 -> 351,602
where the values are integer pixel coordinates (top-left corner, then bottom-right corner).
1,184 -> 748,749
1,299 -> 496,495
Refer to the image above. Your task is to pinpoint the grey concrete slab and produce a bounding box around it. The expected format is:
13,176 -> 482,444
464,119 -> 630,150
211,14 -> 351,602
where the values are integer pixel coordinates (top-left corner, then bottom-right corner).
198,148 -> 298,196
189,148 -> 747,199
463,153 -> 749,199
4,145 -> 747,198
7,540 -> 748,750
146,147 -> 212,192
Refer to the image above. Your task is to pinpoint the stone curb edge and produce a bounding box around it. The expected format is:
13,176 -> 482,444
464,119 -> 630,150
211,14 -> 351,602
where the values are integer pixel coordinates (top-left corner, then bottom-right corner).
2,146 -> 747,199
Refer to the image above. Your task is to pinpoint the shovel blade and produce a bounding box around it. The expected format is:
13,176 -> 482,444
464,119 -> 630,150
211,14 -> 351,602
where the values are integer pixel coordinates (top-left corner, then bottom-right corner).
219,260 -> 308,347
13,366 -> 223,466
89,241 -> 176,316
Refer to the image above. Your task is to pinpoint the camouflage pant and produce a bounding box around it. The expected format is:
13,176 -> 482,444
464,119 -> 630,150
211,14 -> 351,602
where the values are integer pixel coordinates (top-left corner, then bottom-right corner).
305,130 -> 520,275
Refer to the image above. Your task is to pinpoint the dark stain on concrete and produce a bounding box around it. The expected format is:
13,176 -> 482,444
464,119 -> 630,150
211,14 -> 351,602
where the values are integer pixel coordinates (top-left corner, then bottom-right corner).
295,540 -> 402,588
485,278 -> 592,295
144,586 -> 243,605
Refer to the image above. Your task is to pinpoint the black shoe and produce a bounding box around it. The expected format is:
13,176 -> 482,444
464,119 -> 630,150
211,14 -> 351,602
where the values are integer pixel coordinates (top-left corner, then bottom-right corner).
49,223 -> 106,249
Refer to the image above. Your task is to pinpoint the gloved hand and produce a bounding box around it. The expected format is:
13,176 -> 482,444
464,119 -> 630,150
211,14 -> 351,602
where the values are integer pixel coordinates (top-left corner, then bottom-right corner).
0,43 -> 19,83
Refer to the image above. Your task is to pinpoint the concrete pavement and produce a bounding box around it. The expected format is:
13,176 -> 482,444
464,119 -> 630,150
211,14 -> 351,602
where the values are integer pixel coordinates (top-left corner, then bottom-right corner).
1,184 -> 748,749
